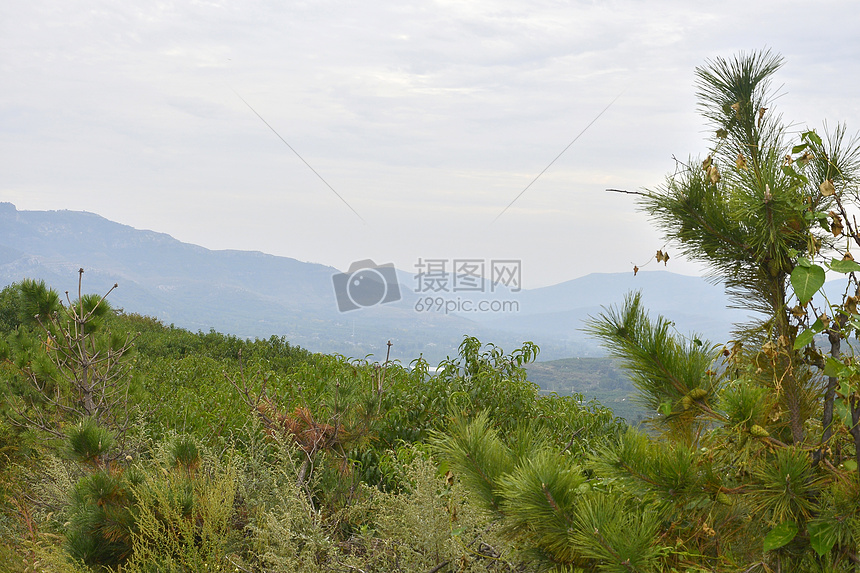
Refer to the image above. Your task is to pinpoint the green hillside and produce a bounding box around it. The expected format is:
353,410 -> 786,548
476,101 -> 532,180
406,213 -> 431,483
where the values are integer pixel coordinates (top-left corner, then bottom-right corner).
0,277 -> 622,572
526,357 -> 646,423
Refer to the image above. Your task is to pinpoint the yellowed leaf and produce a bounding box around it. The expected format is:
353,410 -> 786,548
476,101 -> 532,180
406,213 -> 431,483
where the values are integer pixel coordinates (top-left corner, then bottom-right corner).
831,211 -> 844,237
731,102 -> 741,116
820,179 -> 836,197
832,221 -> 844,237
708,164 -> 721,184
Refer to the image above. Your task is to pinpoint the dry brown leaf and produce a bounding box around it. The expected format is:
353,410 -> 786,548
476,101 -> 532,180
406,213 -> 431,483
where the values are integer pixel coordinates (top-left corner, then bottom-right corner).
736,153 -> 748,170
708,164 -> 721,184
831,211 -> 844,237
832,222 -> 844,237
820,179 -> 836,197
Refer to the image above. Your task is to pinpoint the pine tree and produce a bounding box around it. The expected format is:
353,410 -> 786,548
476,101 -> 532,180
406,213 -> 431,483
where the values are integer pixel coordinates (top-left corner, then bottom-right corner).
437,51 -> 860,571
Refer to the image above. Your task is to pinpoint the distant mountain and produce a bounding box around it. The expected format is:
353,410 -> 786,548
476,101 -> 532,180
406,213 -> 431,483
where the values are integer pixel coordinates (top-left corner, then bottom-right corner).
474,271 -> 752,355
0,202 -> 757,363
0,202 -> 498,362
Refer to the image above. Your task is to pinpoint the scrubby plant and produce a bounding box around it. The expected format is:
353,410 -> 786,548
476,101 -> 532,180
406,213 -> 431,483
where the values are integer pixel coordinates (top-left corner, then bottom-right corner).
124,450 -> 238,573
4,272 -> 138,443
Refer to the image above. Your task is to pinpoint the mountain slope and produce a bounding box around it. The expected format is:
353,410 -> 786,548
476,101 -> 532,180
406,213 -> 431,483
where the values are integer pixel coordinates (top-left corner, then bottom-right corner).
0,202 -> 753,362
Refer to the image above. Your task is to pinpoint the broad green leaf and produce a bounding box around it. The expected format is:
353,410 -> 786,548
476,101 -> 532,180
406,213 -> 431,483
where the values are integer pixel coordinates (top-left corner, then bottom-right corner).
830,258 -> 860,273
844,459 -> 858,471
791,264 -> 825,304
811,318 -> 826,333
804,130 -> 823,146
824,356 -> 844,378
794,321 -> 825,350
808,521 -> 838,556
835,401 -> 852,427
791,143 -> 808,154
793,328 -> 815,350
764,521 -> 798,551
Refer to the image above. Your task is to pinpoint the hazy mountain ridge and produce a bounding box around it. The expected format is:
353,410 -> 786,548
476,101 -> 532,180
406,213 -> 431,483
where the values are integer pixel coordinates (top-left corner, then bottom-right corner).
0,202 -> 751,362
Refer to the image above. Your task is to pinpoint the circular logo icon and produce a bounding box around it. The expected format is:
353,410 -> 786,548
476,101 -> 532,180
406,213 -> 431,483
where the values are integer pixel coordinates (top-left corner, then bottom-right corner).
347,268 -> 388,307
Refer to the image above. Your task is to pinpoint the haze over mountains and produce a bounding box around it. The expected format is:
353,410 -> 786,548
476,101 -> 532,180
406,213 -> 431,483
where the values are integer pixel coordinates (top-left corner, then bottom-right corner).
0,202 -> 751,363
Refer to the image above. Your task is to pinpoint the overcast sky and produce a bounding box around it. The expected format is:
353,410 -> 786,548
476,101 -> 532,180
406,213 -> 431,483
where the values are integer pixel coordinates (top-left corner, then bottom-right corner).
3,0 -> 859,287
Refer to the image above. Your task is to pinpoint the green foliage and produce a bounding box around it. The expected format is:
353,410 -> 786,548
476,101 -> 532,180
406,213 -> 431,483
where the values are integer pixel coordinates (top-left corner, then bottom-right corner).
434,412 -> 515,513
584,292 -> 718,441
437,50 -> 860,572
0,283 -> 25,333
169,436 -> 200,473
125,451 -> 238,573
366,448 -> 507,572
65,419 -> 115,467
496,449 -> 584,563
3,273 -> 137,439
0,267 -> 620,573
568,492 -> 664,573
17,278 -> 61,328
65,467 -> 137,567
750,447 -> 820,524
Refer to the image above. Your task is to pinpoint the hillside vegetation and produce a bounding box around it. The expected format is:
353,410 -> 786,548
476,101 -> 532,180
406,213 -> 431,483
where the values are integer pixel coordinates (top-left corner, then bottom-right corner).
0,275 -> 620,572
5,50 -> 860,573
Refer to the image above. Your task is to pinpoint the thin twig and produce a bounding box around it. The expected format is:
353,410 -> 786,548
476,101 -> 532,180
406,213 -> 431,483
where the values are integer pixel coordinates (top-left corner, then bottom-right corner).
606,188 -> 648,196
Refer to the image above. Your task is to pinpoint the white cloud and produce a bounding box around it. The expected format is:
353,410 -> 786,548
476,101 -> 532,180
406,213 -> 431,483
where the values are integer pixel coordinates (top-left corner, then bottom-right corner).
2,0 -> 859,287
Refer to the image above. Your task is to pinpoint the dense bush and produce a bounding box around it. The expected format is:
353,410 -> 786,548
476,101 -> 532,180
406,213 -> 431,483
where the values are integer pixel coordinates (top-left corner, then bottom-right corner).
0,277 -> 619,572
